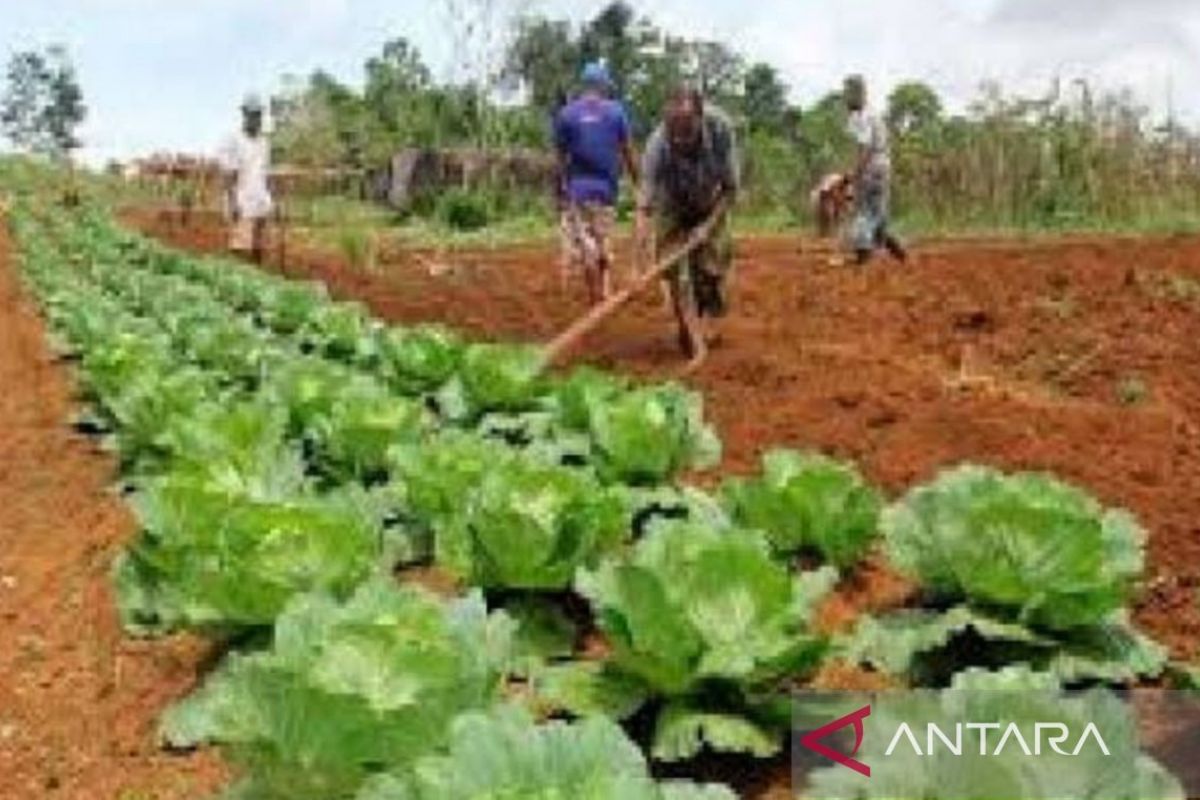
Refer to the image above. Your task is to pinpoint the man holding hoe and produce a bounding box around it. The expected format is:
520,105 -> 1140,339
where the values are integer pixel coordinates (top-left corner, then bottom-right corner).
554,62 -> 639,305
635,84 -> 740,369
218,94 -> 273,264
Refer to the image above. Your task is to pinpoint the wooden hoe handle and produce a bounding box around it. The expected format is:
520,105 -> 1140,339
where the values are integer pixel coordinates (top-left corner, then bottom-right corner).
541,201 -> 728,370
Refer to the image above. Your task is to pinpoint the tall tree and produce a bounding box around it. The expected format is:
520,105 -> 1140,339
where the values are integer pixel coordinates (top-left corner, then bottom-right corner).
742,62 -> 789,134
579,1 -> 640,96
686,40 -> 744,108
365,38 -> 432,106
364,38 -> 440,149
1,51 -> 48,151
505,16 -> 580,112
795,91 -> 851,178
1,45 -> 85,158
886,81 -> 943,138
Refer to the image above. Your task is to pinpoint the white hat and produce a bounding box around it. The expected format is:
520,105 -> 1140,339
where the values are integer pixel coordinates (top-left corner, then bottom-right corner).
241,93 -> 264,113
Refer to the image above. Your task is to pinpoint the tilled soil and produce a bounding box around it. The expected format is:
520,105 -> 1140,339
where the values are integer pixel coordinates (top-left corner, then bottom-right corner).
12,207 -> 1191,800
127,211 -> 1200,663
0,219 -> 226,799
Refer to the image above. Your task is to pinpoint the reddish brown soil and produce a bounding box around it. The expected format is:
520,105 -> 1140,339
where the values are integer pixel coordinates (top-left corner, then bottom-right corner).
127,210 -> 1200,667
0,221 -> 227,799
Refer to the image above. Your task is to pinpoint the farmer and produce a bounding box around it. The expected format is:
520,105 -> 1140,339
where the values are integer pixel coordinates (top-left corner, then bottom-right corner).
554,62 -> 639,304
635,84 -> 740,367
218,94 -> 273,264
812,172 -> 853,239
843,75 -> 907,265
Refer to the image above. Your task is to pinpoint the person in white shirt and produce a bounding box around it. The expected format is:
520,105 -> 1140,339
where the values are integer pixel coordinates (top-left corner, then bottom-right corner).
219,94 -> 273,263
843,75 -> 907,265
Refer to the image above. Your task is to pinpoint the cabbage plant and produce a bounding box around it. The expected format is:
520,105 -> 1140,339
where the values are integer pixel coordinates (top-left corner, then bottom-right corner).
436,455 -> 628,590
356,707 -> 736,800
840,465 -> 1166,687
723,449 -> 881,567
573,522 -> 835,760
162,581 -> 514,800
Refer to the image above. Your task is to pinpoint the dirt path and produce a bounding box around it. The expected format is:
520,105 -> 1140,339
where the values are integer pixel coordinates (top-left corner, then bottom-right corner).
0,220 -> 225,799
127,210 -> 1200,663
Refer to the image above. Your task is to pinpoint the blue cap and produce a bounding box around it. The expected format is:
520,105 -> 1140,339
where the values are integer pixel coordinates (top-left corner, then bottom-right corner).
581,62 -> 613,89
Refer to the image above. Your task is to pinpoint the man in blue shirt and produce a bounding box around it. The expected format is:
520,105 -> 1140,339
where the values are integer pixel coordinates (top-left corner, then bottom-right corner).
554,62 -> 639,304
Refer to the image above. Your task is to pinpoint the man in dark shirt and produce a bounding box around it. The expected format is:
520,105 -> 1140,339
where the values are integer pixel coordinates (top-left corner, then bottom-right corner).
554,63 -> 639,304
635,84 -> 740,367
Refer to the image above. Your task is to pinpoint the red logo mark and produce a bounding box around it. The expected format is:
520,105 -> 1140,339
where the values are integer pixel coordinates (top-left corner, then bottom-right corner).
799,705 -> 872,777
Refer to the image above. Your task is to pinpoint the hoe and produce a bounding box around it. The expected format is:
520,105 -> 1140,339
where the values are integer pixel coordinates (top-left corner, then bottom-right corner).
541,200 -> 728,374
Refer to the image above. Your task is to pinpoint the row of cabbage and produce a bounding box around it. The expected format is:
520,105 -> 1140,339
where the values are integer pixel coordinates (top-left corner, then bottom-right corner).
8,197 -> 1195,800
9,201 -> 747,798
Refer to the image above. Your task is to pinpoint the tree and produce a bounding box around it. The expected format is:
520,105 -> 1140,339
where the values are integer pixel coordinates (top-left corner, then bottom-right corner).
0,45 -> 86,158
795,91 -> 851,180
686,40 -> 743,108
272,71 -> 368,167
505,16 -> 580,112
579,1 -> 641,97
42,46 -> 85,154
1,51 -> 48,151
364,39 -> 443,150
886,81 -> 942,138
365,38 -> 432,107
742,62 -> 789,134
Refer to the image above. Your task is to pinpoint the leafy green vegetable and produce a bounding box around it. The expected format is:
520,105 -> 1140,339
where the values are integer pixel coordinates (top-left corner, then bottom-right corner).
355,707 -> 736,800
153,399 -> 305,497
621,485 -> 732,535
388,432 -> 515,528
723,449 -> 882,567
301,300 -> 378,363
652,702 -> 783,761
78,329 -> 173,403
835,466 -> 1164,687
162,581 -> 514,800
312,385 -> 432,482
576,522 -> 834,759
263,356 -> 370,434
103,366 -> 217,468
259,281 -> 328,334
838,605 -> 1167,686
529,661 -> 650,720
378,325 -> 465,395
504,596 -> 579,676
585,383 -> 722,485
580,522 -> 833,694
456,343 -> 546,416
883,465 -> 1145,630
194,323 -> 283,384
553,366 -> 629,431
115,476 -> 382,632
437,456 -> 628,590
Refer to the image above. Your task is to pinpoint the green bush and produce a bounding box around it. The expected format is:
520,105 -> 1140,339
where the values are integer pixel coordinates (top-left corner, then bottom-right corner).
438,189 -> 490,231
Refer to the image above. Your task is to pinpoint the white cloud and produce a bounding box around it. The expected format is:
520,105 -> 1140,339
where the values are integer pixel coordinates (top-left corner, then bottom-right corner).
4,0 -> 1200,164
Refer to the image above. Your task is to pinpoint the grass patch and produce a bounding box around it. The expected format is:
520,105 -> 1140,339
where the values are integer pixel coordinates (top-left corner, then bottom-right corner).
1115,376 -> 1150,407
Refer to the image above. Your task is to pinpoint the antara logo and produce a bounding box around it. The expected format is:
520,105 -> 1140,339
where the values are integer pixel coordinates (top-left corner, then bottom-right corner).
799,705 -> 1113,776
799,705 -> 873,777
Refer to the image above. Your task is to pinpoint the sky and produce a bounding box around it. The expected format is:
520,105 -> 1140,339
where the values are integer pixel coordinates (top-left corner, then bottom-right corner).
1,0 -> 1199,165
